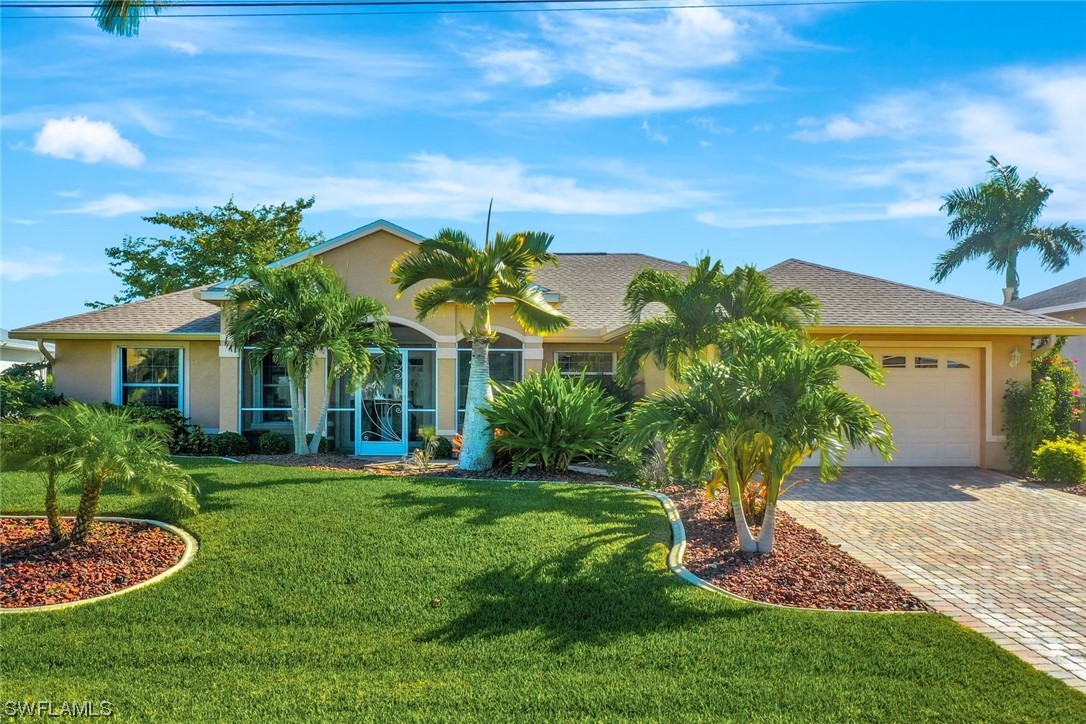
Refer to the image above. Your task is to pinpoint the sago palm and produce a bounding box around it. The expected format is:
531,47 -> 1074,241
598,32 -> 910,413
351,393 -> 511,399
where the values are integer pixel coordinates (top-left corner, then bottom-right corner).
46,402 -> 199,545
626,321 -> 893,554
390,228 -> 571,470
227,259 -> 396,455
932,156 -> 1084,303
617,258 -> 819,385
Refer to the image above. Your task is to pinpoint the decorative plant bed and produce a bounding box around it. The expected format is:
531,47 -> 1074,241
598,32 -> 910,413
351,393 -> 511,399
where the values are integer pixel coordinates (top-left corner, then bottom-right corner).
1,518 -> 191,610
665,486 -> 933,612
1059,483 -> 1086,497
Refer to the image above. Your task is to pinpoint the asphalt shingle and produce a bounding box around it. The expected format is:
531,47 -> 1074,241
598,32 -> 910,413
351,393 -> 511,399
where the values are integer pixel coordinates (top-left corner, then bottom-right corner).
12,286 -> 220,336
1008,277 -> 1086,312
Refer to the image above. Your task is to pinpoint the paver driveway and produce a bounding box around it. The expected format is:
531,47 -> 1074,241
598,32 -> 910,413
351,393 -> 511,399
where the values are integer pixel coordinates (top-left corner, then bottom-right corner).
782,468 -> 1086,691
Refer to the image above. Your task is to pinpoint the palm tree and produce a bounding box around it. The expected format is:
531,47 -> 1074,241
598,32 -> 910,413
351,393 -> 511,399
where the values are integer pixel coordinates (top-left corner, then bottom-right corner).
617,258 -> 820,385
390,228 -> 571,470
0,417 -> 78,544
932,156 -> 1084,304
625,321 -> 893,554
92,0 -> 169,37
226,259 -> 397,455
47,402 -> 199,545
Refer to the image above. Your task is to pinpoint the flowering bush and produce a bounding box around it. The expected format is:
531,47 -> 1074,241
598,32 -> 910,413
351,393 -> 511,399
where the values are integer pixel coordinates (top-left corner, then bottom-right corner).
1032,340 -> 1082,438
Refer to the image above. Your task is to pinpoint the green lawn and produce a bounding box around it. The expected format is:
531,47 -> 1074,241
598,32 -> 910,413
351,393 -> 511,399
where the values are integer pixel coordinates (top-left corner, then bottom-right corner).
3,459 -> 1084,722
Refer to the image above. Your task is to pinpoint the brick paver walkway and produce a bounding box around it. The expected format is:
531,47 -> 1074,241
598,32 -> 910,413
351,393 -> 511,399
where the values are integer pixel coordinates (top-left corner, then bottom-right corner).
782,468 -> 1086,691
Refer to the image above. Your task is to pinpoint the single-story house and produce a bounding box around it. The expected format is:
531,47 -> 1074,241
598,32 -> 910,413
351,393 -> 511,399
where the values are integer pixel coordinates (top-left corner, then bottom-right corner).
0,328 -> 54,375
1009,276 -> 1086,374
11,220 -> 1085,469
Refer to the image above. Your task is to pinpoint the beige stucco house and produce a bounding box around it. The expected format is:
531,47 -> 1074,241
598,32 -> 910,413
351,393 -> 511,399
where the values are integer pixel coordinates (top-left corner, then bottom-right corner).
11,220 -> 1085,469
1010,276 -> 1086,374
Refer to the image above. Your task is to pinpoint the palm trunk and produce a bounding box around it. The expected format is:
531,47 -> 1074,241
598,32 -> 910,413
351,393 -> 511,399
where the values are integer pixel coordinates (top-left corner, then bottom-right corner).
756,500 -> 778,554
459,335 -> 494,471
309,381 -> 333,454
44,467 -> 66,544
70,480 -> 103,545
720,456 -> 756,553
292,381 -> 308,455
1003,253 -> 1019,304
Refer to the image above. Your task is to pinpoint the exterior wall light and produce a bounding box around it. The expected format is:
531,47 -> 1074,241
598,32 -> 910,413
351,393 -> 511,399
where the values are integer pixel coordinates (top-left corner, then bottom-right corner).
1009,347 -> 1022,368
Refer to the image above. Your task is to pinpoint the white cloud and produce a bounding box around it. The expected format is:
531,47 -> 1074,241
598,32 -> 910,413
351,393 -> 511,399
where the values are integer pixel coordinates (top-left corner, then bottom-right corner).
697,200 -> 940,229
475,48 -> 552,86
640,120 -> 668,144
0,254 -> 67,281
32,116 -> 145,167
165,40 -> 199,56
548,83 -> 739,118
6,218 -> 37,226
65,153 -> 714,220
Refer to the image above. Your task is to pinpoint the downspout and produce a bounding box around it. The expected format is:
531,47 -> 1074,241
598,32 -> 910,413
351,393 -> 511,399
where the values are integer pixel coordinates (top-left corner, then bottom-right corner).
37,338 -> 55,366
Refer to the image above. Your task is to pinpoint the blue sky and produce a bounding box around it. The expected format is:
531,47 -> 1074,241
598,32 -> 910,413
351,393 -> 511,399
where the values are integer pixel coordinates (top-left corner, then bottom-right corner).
2,1 -> 1084,329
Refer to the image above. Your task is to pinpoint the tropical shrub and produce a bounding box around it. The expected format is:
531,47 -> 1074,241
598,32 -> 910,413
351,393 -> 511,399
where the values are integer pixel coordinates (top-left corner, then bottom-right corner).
482,366 -> 622,473
1003,379 -> 1057,476
306,433 -> 329,454
0,362 -> 62,419
0,417 -> 76,543
1032,342 -> 1082,439
35,402 -> 199,544
258,432 -> 291,455
212,431 -> 251,457
175,426 -> 213,455
1032,438 -> 1086,483
605,445 -> 672,490
431,436 -> 454,460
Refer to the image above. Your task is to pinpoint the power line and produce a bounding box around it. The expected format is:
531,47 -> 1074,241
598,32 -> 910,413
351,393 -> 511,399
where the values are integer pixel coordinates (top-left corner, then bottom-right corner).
0,0 -> 901,8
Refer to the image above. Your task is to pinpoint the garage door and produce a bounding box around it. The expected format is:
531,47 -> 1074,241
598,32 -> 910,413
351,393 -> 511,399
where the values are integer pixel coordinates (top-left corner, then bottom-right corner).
837,348 -> 980,467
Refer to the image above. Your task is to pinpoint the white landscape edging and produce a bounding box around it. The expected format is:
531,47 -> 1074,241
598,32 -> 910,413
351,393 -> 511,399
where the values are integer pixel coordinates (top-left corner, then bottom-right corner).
0,516 -> 199,614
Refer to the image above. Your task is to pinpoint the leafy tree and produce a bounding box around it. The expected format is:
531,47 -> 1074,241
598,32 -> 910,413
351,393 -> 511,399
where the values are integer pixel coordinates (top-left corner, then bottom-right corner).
617,258 -> 820,385
932,156 -> 1084,303
41,402 -> 199,545
90,197 -> 322,307
226,260 -> 397,455
625,321 -> 893,554
390,228 -> 571,470
0,362 -> 62,419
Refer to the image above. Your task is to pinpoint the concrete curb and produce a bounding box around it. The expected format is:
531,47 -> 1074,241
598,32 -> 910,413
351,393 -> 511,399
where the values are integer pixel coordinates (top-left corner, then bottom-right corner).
1,516 -> 199,614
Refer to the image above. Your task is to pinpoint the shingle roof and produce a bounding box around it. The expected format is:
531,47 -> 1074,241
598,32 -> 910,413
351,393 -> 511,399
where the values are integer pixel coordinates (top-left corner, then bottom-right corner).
539,253 -> 689,330
1008,277 -> 1086,312
764,259 -> 1080,330
11,286 -> 220,337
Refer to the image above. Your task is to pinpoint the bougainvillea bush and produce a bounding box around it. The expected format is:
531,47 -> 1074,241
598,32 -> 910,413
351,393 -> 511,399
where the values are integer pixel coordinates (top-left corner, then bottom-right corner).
1033,340 -> 1082,439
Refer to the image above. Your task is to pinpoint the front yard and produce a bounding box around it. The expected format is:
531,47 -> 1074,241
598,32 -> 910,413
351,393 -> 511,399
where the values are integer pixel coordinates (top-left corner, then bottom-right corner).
3,458 -> 1084,721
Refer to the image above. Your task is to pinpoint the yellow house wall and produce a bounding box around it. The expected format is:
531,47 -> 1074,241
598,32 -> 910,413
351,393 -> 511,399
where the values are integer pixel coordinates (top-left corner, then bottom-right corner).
52,339 -> 114,404
188,341 -> 221,430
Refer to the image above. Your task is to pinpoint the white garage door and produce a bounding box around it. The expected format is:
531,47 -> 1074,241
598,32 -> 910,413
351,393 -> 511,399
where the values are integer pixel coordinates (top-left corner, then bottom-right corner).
837,348 -> 980,467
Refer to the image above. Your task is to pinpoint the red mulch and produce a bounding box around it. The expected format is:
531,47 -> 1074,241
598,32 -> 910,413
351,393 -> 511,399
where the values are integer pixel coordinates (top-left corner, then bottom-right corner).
1059,484 -> 1086,497
1,519 -> 186,609
665,486 -> 933,612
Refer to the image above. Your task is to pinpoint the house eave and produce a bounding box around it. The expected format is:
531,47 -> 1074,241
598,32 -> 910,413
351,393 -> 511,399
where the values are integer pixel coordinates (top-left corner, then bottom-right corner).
7,331 -> 220,342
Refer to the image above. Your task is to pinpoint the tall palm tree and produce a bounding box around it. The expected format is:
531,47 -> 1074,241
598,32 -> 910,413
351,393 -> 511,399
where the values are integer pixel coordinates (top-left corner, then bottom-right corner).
390,228 -> 571,470
626,321 -> 893,554
92,0 -> 169,37
617,258 -> 820,385
47,402 -> 199,545
227,259 -> 397,455
932,156 -> 1084,303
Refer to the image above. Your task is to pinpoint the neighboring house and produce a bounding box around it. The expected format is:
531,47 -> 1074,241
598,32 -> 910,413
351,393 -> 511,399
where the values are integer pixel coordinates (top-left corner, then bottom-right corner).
10,220 -> 1085,469
0,328 -> 54,375
1009,276 -> 1086,374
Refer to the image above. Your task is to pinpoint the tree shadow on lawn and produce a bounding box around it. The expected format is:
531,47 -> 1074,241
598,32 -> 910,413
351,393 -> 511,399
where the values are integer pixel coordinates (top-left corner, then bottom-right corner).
396,481 -> 756,649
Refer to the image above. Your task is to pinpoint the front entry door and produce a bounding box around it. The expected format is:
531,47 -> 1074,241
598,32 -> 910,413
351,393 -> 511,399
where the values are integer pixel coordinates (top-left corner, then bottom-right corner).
358,352 -> 405,455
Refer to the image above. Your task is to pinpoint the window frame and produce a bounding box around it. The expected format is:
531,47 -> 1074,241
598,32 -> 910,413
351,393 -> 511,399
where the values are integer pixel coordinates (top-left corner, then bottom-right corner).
116,346 -> 185,412
455,347 -> 525,431
553,350 -> 617,378
237,348 -> 300,432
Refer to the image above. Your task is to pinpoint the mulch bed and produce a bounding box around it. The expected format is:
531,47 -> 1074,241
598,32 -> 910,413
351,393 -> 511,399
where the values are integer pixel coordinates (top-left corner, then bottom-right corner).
1059,484 -> 1086,497
665,485 -> 933,612
1,519 -> 186,609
